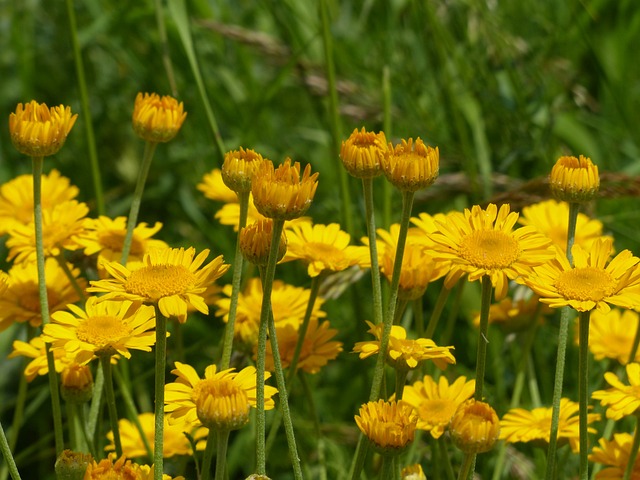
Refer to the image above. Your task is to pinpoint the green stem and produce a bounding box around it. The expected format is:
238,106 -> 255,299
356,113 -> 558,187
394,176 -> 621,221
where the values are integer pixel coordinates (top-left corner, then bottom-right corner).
214,430 -> 230,480
439,435 -> 456,480
394,368 -> 409,401
100,355 -> 122,458
87,364 -> 104,445
113,367 -> 153,460
66,401 -> 78,451
201,432 -> 216,480
65,0 -> 105,215
53,252 -> 86,300
76,404 -> 96,457
623,417 -> 640,480
7,357 -> 29,452
474,276 -> 493,400
578,311 -> 591,480
628,317 -> 640,364
379,456 -> 394,480
413,298 -> 425,338
153,0 -> 178,97
220,190 -> 250,369
0,421 -> 21,480
299,373 -> 327,480
153,306 -> 168,480
120,140 -> 158,265
32,155 -> 64,456
425,284 -> 451,339
457,453 -> 474,480
381,65 -> 392,230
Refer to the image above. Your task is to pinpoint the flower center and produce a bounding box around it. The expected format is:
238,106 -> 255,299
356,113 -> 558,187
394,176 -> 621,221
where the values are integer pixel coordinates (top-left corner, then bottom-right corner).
555,267 -> 616,302
124,264 -> 195,301
193,378 -> 250,430
459,230 -> 520,269
304,242 -> 344,262
419,399 -> 457,426
98,231 -> 144,255
76,315 -> 131,350
19,287 -> 60,315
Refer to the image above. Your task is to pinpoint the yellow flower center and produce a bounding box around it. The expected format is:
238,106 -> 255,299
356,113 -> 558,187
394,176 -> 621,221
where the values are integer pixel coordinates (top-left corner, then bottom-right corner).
125,264 -> 196,300
76,315 -> 132,351
193,378 -> 250,431
555,267 -> 616,302
419,399 -> 457,426
459,230 -> 520,269
99,231 -> 144,255
304,242 -> 343,262
19,288 -> 60,314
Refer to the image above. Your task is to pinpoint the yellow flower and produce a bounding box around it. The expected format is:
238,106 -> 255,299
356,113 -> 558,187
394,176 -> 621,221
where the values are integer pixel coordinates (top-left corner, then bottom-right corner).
214,277 -> 326,346
450,399 -> 500,454
83,455 -> 184,480
355,399 -> 418,454
6,199 -> 89,263
402,375 -> 476,439
251,158 -> 319,220
9,100 -> 77,157
132,92 -> 187,143
197,168 -> 239,204
42,296 -> 156,364
592,363 -> 640,420
281,222 -> 362,277
339,127 -> 388,178
0,169 -> 79,236
428,203 -> 555,300
525,238 -> 640,313
239,219 -> 288,266
222,147 -> 266,193
549,154 -> 599,203
499,398 -> 599,453
0,271 -> 7,296
589,433 -> 640,479
164,362 -> 277,430
60,362 -> 93,404
382,137 -> 439,192
105,412 -> 208,459
89,247 -> 229,323
353,321 -> 455,370
214,194 -> 311,232
0,258 -> 86,331
401,464 -> 426,480
580,308 -> 640,364
9,335 -> 75,381
263,318 -> 343,374
54,450 -> 93,480
518,199 -> 609,251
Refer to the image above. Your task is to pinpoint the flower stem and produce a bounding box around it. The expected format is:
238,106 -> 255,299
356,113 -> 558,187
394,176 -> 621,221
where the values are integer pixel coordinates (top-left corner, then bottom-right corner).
153,306 -> 168,480
53,252 -> 86,300
87,364 -> 104,444
425,284 -> 452,339
113,367 -> 153,460
120,140 -> 158,265
100,355 -> 122,457
153,0 -> 178,97
439,435 -> 456,480
623,416 -> 640,480
628,317 -> 640,364
31,155 -> 64,456
214,430 -> 230,480
394,367 -> 409,401
201,431 -> 216,480
457,453 -> 474,480
578,310 -> 591,480
299,373 -> 327,480
381,66 -> 392,230
474,276 -> 493,400
220,190 -> 250,369
0,421 -> 21,480
379,455 -> 394,480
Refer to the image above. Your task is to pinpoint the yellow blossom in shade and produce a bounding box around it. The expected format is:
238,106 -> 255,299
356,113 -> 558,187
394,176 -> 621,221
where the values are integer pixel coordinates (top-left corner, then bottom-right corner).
381,137 -> 439,192
525,238 -> 640,313
499,398 -> 600,453
402,375 -> 476,439
339,127 -> 388,178
83,455 -> 184,480
401,464 -> 426,480
132,92 -> 186,143
42,296 -> 156,364
197,168 -> 239,204
55,450 -> 93,480
353,321 -> 455,370
518,199 -> 609,251
0,271 -> 7,295
251,158 -> 319,220
239,219 -> 287,266
592,363 -> 640,420
215,195 -> 311,232
0,258 -> 86,331
9,335 -> 75,381
60,362 -> 93,404
9,100 -> 77,157
105,412 -> 208,459
6,199 -> 89,263
222,147 -> 266,193
214,277 -> 326,346
589,433 -> 640,479
0,170 -> 79,236
579,308 -> 640,364
281,222 -> 362,277
549,154 -> 599,203
263,318 -> 343,374
88,247 -> 229,323
164,362 -> 277,430
449,399 -> 500,454
355,399 -> 418,454
428,203 -> 555,300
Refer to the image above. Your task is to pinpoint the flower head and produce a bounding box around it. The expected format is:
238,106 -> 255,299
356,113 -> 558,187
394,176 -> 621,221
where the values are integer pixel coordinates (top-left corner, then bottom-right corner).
9,100 -> 77,156
9,335 -> 76,381
355,400 -> 418,455
339,127 -> 388,178
450,399 -> 500,454
60,362 -> 93,404
132,92 -> 186,143
402,375 -> 475,439
197,168 -> 239,204
592,363 -> 640,420
222,147 -> 266,193
251,159 -> 319,220
401,464 -> 426,480
83,455 -> 184,480
89,247 -> 229,323
428,203 -> 555,300
581,308 -> 640,364
589,433 -> 640,479
239,219 -> 287,266
42,296 -> 156,364
525,238 -> 640,313
54,450 -> 93,480
549,155 -> 599,203
382,137 -> 439,192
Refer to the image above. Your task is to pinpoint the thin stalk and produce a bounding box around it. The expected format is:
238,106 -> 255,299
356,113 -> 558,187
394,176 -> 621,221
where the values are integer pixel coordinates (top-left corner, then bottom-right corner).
153,0 -> 178,96
100,355 -> 122,458
76,405 -> 96,457
394,368 -> 409,401
113,367 -> 153,460
457,453 -> 474,480
0,421 -> 21,480
299,373 -> 327,480
474,276 -> 493,400
32,155 -> 64,455
413,298 -> 425,338
623,417 -> 640,480
219,190 -> 250,369
121,140 -> 158,265
65,0 -> 105,214
439,435 -> 456,480
379,456 -> 394,480
53,252 -> 86,300
629,317 -> 640,364
201,432 -> 216,480
381,65 -> 392,230
425,284 -> 451,339
214,430 -> 231,480
578,311 -> 591,480
7,358 -> 29,452
153,306 -> 168,480
87,364 -> 104,442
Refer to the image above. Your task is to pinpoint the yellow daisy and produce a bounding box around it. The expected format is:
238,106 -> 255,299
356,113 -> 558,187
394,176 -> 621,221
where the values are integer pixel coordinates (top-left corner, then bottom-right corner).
592,363 -> 640,420
0,169 -> 79,236
60,362 -> 93,404
579,308 -> 640,364
525,238 -> 640,313
428,203 -> 554,300
449,399 -> 500,454
8,335 -> 75,381
83,455 -> 184,480
355,399 -> 418,454
339,127 -> 388,178
89,247 -> 229,323
402,375 -> 476,439
353,321 -> 455,370
42,296 -> 156,364
132,92 -> 187,143
214,194 -> 311,232
0,258 -> 86,331
239,219 -> 288,267
221,146 -> 266,193
164,362 -> 277,430
197,168 -> 239,204
549,154 -> 599,203
381,137 -> 439,192
589,433 -> 640,480
499,398 -> 600,453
